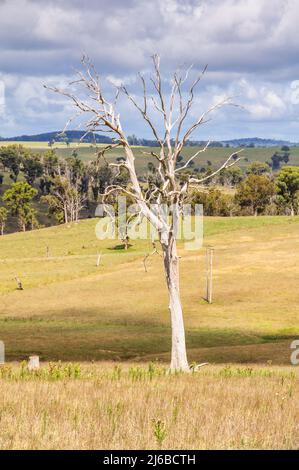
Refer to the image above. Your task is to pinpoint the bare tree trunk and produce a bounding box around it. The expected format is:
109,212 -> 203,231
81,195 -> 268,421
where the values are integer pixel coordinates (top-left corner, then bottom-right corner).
123,236 -> 130,250
290,204 -> 295,217
162,236 -> 189,372
48,55 -> 242,373
64,205 -> 68,224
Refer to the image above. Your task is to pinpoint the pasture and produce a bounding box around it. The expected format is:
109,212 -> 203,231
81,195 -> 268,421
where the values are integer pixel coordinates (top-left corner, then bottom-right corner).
0,215 -> 298,450
0,215 -> 298,363
1,141 -> 299,172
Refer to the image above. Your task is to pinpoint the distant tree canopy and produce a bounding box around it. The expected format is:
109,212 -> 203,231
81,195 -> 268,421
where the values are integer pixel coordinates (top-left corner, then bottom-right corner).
0,145 -> 25,181
41,149 -> 60,177
191,189 -> 236,216
271,150 -> 290,171
3,181 -> 38,231
276,166 -> 299,216
218,166 -> 243,186
0,206 -> 8,235
247,161 -> 270,176
0,142 -> 298,234
127,135 -> 225,147
21,152 -> 44,185
42,176 -> 85,224
235,174 -> 277,216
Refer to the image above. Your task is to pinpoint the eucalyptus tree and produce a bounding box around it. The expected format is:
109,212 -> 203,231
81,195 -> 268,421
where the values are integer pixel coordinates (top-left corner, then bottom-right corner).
3,181 -> 38,231
47,55 -> 240,371
277,166 -> 299,216
0,206 -> 8,235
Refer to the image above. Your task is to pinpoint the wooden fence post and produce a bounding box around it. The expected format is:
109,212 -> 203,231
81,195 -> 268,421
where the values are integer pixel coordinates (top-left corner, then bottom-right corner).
205,247 -> 214,304
28,355 -> 40,371
96,252 -> 102,267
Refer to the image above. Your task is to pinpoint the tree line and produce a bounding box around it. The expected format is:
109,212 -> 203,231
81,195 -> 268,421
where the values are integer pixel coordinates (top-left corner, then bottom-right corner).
0,144 -> 298,234
0,144 -> 129,233
191,157 -> 299,216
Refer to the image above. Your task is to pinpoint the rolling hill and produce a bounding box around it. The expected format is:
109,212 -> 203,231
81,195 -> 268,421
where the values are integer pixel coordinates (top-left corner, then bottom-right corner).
0,215 -> 298,363
1,131 -> 298,148
0,130 -> 112,143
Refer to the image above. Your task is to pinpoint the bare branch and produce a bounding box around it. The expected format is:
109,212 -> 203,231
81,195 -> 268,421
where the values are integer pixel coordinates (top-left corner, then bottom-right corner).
174,64 -> 208,148
177,96 -> 233,155
143,241 -> 162,272
121,84 -> 163,147
189,150 -> 244,184
175,141 -> 211,173
103,184 -> 140,201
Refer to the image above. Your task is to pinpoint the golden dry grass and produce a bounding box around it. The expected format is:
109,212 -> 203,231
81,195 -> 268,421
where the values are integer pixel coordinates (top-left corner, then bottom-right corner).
0,217 -> 298,450
0,362 -> 298,450
0,216 -> 298,363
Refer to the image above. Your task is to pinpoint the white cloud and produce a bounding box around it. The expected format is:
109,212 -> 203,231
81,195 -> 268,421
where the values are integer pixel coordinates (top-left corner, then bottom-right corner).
0,0 -> 298,139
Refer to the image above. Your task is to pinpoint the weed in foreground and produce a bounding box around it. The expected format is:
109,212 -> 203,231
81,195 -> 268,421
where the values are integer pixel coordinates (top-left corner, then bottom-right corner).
152,419 -> 167,448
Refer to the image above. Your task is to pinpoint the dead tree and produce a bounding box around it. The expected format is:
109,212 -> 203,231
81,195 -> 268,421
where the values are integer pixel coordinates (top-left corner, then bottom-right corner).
46,55 -> 241,372
15,276 -> 23,290
205,247 -> 214,303
143,241 -> 162,273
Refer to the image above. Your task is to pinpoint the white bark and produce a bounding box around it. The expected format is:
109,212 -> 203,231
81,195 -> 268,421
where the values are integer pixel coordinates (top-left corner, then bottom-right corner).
47,55 -> 241,372
290,204 -> 295,217
162,237 -> 189,372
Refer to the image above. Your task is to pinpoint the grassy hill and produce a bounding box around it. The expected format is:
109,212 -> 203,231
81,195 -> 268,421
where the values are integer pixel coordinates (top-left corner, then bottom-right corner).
1,141 -> 298,234
0,215 -> 298,363
1,141 -> 299,171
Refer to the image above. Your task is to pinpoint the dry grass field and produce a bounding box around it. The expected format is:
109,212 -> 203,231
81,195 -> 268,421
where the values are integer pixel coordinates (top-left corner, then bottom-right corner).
0,362 -> 297,450
0,217 -> 299,364
0,216 -> 298,363
0,216 -> 298,450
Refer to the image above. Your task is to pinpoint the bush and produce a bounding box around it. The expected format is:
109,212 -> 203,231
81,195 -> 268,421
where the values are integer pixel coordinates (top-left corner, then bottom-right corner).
190,189 -> 238,216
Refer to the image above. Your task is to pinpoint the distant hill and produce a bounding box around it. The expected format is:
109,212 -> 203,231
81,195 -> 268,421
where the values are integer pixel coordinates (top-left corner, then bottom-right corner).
0,131 -> 298,148
0,130 -> 112,144
222,137 -> 298,148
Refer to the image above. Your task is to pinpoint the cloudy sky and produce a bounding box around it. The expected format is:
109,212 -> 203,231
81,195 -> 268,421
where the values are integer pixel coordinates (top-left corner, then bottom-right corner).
0,0 -> 299,141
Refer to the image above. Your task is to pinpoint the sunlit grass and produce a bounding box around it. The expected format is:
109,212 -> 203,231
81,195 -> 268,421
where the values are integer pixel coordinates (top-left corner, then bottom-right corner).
0,216 -> 298,363
0,362 -> 297,449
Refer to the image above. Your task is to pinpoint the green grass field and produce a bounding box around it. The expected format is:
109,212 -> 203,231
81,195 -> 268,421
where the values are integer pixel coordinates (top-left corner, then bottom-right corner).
0,215 -> 298,364
1,141 -> 299,172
